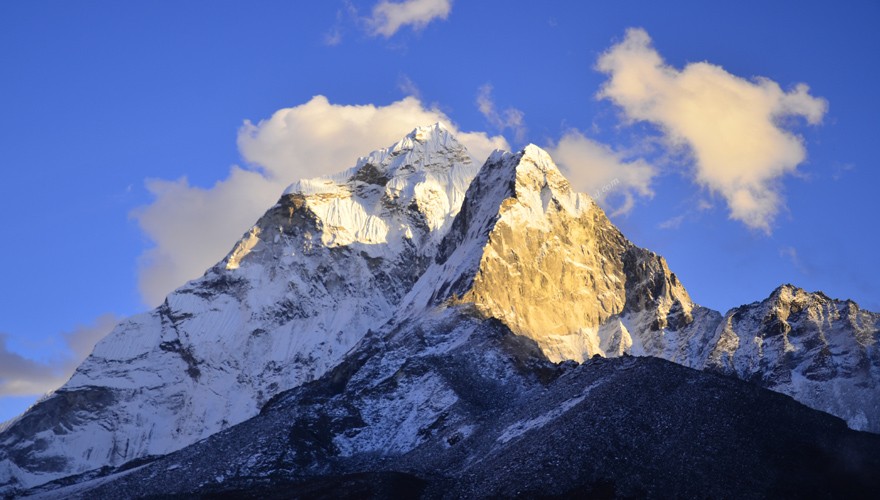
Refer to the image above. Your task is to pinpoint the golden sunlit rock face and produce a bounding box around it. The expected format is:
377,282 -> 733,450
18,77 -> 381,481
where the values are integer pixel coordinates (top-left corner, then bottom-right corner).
452,145 -> 698,363
464,200 -> 629,361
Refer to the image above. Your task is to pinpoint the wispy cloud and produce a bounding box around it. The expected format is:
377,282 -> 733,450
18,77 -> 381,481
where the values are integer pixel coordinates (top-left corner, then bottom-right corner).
831,162 -> 855,181
597,28 -> 827,233
658,215 -> 685,230
476,84 -> 527,143
367,0 -> 452,37
397,74 -> 421,98
132,95 -> 508,306
548,130 -> 656,216
323,2 -> 358,46
780,246 -> 810,275
324,27 -> 343,46
0,314 -> 119,397
656,196 -> 716,230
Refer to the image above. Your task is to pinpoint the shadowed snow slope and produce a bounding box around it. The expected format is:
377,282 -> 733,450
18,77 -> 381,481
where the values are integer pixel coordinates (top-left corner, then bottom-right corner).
1,125 -> 878,496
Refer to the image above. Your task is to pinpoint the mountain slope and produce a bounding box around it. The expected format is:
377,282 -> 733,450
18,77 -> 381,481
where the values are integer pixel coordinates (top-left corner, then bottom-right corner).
0,124 -> 480,492
35,314 -> 880,499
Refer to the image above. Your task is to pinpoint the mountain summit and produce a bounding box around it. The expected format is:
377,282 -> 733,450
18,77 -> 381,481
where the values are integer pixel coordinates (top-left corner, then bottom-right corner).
403,144 -> 717,364
1,125 -> 878,496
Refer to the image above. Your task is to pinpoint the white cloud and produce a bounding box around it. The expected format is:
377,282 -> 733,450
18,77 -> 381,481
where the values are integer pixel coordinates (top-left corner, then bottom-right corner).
133,95 -> 508,306
548,130 -> 656,216
831,162 -> 855,181
132,169 -> 280,306
476,84 -> 527,143
658,215 -> 685,230
597,28 -> 827,232
323,3 -> 357,46
397,74 -> 421,98
324,27 -> 343,46
780,245 -> 810,275
368,0 -> 452,37
0,314 -> 119,397
236,95 -> 506,189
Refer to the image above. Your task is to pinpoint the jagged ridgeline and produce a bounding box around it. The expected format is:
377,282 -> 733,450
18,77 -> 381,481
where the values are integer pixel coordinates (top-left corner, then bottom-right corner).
1,124 -> 878,497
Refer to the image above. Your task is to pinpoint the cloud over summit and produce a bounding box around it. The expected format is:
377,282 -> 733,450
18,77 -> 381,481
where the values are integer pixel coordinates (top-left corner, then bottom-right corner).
133,96 -> 507,306
476,84 -> 527,144
132,28 -> 829,309
548,131 -> 656,216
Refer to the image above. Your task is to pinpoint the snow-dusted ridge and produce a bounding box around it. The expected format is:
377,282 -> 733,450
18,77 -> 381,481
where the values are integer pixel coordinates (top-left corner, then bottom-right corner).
705,283 -> 880,431
1,124 -> 878,496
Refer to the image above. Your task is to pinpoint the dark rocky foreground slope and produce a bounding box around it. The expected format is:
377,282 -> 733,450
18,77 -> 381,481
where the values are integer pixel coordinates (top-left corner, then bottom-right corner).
28,314 -> 880,499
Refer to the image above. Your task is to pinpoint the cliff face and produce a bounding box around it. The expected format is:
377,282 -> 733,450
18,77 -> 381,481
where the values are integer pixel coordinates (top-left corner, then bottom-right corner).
406,145 -> 712,364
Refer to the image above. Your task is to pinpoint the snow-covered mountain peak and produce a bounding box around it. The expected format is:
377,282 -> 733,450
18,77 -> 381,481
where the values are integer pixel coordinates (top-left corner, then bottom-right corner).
282,122 -> 469,197
402,145 -> 703,363
351,122 -> 469,179
230,125 -> 479,270
766,283 -> 831,308
510,143 -> 592,220
407,121 -> 453,144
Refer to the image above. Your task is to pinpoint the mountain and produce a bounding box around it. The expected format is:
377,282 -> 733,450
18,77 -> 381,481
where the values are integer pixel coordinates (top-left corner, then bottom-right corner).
402,145 -> 723,365
2,124 -> 878,496
704,284 -> 880,431
0,124 -> 479,492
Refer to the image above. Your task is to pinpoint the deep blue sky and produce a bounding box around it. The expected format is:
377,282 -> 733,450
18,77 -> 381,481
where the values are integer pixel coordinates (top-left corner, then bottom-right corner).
1,0 -> 878,421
